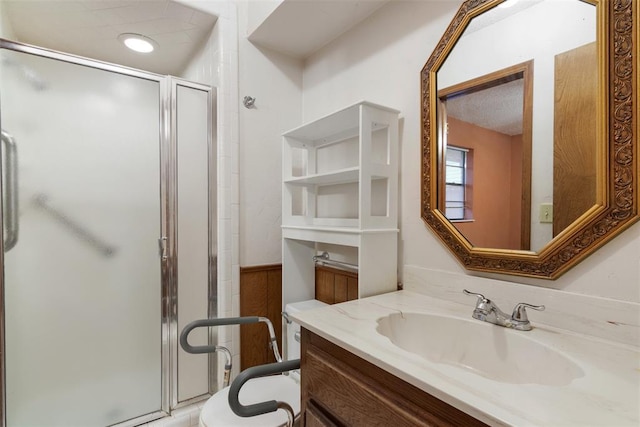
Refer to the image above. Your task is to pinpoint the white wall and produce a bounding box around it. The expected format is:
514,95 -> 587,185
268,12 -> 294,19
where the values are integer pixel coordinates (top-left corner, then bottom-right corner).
0,0 -> 15,39
301,0 -> 640,304
237,1 -> 303,266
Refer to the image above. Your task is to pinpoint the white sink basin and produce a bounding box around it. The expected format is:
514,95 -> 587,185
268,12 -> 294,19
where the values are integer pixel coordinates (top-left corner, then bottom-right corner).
376,312 -> 584,386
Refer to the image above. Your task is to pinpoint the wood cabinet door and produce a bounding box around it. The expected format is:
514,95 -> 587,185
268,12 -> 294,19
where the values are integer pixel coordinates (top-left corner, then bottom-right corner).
301,329 -> 487,427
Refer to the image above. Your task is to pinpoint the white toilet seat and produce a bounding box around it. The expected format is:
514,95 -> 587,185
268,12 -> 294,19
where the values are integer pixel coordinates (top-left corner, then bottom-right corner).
199,375 -> 300,427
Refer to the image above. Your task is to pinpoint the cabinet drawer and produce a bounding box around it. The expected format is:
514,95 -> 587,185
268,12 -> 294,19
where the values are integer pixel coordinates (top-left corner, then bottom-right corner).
305,400 -> 340,427
305,348 -> 428,426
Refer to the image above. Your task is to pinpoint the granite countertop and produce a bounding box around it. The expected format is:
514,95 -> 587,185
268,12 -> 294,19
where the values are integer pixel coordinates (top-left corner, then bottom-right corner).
291,290 -> 639,426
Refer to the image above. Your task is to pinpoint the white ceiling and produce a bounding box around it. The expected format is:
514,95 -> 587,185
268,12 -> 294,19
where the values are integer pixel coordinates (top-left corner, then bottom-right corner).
248,0 -> 389,58
2,0 -> 217,75
445,78 -> 524,136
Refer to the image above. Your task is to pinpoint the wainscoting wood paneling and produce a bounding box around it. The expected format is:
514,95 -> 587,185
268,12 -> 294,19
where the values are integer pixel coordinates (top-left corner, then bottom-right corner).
240,263 -> 359,370
239,264 -> 282,370
315,265 -> 358,305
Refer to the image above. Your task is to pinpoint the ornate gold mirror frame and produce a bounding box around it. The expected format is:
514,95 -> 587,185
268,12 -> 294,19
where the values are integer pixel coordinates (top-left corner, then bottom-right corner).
421,0 -> 638,279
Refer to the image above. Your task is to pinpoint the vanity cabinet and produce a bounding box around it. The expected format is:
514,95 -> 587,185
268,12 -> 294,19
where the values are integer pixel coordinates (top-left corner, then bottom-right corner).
300,328 -> 488,427
282,101 -> 399,307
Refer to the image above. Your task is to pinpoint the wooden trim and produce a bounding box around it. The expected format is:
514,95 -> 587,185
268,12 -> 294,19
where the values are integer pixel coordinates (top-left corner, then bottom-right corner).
437,99 -> 448,211
437,61 -> 528,98
520,60 -> 533,251
438,61 -> 533,250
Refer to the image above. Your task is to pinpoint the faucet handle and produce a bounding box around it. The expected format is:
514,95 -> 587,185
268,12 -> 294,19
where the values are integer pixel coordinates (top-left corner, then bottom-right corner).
463,289 -> 489,306
512,302 -> 545,322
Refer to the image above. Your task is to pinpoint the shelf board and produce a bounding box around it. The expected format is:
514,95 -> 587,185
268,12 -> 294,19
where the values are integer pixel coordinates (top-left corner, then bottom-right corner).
283,101 -> 400,144
285,165 -> 390,186
282,225 -> 399,235
282,226 -> 399,246
285,167 -> 358,186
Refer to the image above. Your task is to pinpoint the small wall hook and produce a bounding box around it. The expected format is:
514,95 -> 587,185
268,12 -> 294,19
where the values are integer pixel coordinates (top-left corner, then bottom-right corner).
243,96 -> 256,109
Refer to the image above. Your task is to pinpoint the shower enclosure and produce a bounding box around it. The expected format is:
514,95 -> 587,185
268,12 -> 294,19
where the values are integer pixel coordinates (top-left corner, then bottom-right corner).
0,40 -> 217,426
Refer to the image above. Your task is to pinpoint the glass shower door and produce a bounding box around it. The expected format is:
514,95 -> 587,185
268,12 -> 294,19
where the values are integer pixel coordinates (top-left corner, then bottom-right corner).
1,48 -> 163,426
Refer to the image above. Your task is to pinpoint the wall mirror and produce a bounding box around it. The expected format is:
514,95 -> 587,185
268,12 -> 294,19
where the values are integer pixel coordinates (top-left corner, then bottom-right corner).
421,0 -> 638,279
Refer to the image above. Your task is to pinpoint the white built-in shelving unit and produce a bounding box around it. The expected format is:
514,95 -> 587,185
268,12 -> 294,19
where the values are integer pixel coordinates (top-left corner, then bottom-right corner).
282,101 -> 400,307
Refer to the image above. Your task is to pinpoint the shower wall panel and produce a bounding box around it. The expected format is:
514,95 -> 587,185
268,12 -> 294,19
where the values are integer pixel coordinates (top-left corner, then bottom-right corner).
175,83 -> 213,403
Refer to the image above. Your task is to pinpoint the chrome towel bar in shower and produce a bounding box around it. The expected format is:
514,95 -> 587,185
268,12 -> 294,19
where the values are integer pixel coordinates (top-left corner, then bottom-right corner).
33,193 -> 117,257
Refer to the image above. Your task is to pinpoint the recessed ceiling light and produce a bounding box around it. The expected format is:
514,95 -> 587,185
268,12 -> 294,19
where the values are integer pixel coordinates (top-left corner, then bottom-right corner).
118,33 -> 157,53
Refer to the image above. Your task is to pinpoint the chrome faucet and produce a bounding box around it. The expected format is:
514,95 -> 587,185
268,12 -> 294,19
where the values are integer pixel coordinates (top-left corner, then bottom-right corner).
463,290 -> 545,331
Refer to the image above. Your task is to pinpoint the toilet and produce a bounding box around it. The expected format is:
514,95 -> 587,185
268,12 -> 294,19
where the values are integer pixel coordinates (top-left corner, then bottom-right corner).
198,299 -> 327,427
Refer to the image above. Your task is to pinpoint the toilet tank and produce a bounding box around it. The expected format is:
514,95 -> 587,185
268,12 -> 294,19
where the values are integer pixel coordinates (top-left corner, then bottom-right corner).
283,299 -> 327,361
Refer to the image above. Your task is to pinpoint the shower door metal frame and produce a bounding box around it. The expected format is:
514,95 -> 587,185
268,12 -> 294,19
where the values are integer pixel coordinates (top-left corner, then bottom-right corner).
167,77 -> 218,410
0,38 -> 217,427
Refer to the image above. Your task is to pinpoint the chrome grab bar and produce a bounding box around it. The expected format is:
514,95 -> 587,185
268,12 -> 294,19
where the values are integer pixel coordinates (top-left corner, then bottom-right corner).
1,129 -> 18,252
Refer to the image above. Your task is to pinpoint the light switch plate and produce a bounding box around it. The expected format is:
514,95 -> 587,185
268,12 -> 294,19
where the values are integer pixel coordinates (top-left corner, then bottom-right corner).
539,203 -> 553,223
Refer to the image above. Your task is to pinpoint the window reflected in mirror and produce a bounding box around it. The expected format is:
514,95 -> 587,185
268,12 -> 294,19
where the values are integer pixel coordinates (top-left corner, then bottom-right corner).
444,146 -> 469,221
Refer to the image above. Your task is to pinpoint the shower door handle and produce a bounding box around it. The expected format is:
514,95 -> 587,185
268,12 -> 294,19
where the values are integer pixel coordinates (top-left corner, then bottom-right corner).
158,236 -> 168,260
1,130 -> 19,252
